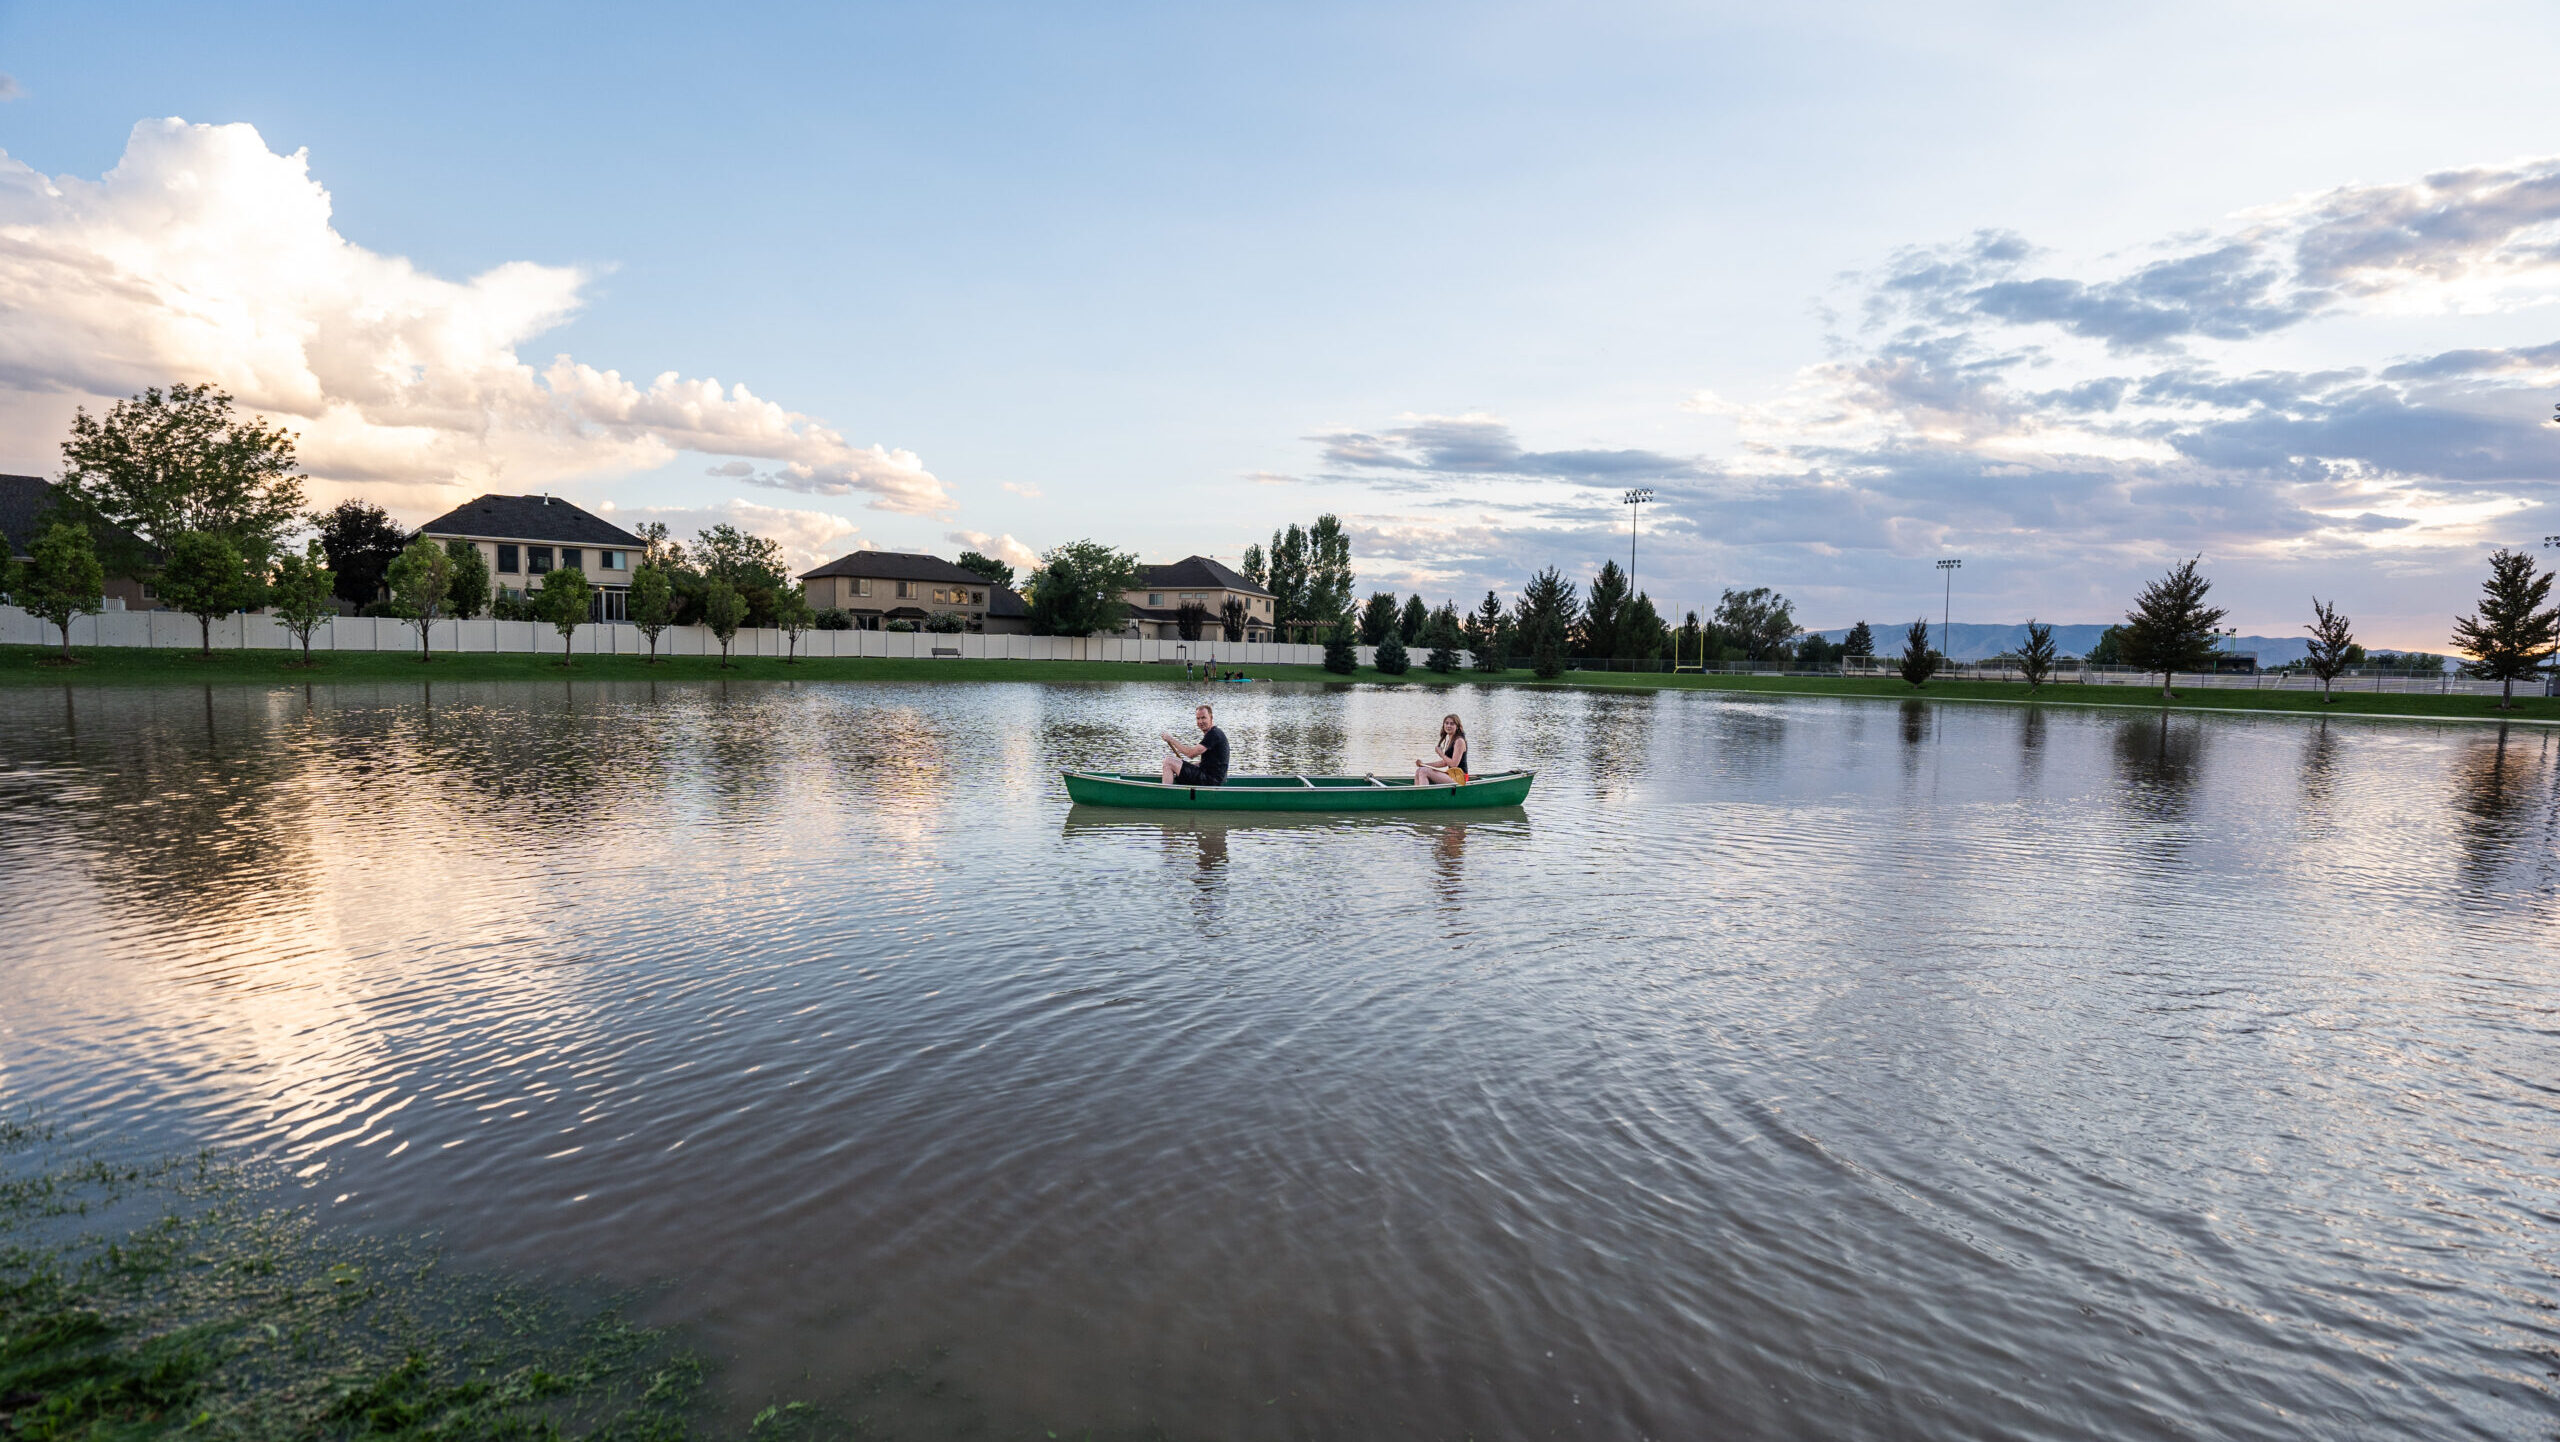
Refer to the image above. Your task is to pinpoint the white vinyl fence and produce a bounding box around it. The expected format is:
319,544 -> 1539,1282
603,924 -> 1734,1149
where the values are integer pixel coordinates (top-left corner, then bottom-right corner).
0,605 -> 1374,668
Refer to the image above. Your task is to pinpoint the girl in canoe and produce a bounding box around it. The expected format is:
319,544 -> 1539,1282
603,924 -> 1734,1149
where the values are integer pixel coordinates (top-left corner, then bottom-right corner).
1414,713 -> 1470,786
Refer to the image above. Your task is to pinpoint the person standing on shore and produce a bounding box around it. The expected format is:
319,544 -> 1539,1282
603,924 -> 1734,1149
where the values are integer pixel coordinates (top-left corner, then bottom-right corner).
1160,704 -> 1230,786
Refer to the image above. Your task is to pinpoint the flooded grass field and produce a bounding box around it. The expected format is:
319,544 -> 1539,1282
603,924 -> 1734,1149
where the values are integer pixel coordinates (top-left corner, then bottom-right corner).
2,678 -> 2556,1439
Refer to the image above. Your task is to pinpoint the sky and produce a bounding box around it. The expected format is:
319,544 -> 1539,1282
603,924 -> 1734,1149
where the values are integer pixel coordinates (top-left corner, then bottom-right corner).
4,1 -> 2559,648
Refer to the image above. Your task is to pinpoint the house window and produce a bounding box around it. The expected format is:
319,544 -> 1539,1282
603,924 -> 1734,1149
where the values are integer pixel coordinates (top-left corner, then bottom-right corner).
497,544 -> 520,573
851,578 -> 871,597
1148,593 -> 1162,606
896,580 -> 915,599
971,590 -> 985,605
529,546 -> 555,573
599,550 -> 626,570
561,548 -> 583,571
591,587 -> 628,622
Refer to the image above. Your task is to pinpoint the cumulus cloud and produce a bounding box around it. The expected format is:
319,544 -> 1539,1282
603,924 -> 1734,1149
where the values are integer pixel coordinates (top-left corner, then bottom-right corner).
944,529 -> 1040,571
0,118 -> 948,516
998,480 -> 1043,499
606,498 -> 865,575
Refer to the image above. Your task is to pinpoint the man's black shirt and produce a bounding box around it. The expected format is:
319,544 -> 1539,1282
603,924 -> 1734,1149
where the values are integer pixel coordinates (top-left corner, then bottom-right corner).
1196,725 -> 1230,783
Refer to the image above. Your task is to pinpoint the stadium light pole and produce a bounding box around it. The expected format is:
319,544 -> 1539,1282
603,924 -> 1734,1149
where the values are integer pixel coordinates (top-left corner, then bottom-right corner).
1936,558 -> 1961,667
1624,489 -> 1655,598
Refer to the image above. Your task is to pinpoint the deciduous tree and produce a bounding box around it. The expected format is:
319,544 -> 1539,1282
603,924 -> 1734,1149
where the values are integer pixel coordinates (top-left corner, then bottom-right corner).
269,541 -> 337,665
955,550 -> 1016,589
1714,587 -> 1800,663
776,583 -> 815,662
313,500 -> 409,609
2450,548 -> 2560,708
155,531 -> 256,656
443,539 -> 492,620
2303,598 -> 2355,703
18,520 -> 104,662
1025,539 -> 1140,636
538,566 -> 592,662
57,383 -> 305,573
2120,558 -> 2227,699
385,536 -> 454,660
630,564 -> 676,663
702,578 -> 746,666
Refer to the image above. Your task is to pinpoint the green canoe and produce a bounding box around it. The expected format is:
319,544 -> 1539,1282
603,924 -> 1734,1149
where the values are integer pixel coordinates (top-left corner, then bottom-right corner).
1063,769 -> 1533,812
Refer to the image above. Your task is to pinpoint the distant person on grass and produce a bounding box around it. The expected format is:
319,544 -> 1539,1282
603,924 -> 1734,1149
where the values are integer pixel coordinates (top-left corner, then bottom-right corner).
1414,713 -> 1470,786
1160,703 -> 1230,786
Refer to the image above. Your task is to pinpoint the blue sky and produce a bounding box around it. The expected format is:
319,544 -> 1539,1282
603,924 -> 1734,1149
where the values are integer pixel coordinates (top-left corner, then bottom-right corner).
5,1 -> 2560,646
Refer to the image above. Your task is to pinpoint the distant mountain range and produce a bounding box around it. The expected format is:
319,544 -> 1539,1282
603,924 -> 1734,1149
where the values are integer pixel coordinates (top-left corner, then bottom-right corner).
1809,622 -> 2324,666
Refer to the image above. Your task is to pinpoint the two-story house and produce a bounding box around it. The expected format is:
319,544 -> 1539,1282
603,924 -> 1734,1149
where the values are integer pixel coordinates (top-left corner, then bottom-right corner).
0,474 -> 155,611
1120,557 -> 1275,641
799,551 -> 995,630
418,493 -> 646,620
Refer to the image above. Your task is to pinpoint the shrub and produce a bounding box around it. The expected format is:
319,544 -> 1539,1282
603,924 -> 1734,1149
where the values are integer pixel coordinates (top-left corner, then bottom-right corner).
815,607 -> 853,631
885,619 -> 919,633
923,611 -> 967,634
1374,632 -> 1410,675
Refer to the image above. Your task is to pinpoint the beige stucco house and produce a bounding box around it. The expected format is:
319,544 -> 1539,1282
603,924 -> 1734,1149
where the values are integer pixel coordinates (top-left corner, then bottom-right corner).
1120,557 -> 1276,641
418,493 -> 645,620
799,551 -> 996,630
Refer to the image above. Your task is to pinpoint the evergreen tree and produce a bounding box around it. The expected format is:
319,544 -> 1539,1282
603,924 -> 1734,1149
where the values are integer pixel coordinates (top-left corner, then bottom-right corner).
1842,620 -> 1875,659
1424,602 -> 1463,674
443,539 -> 492,620
1175,601 -> 1208,641
2450,548 -> 2560,708
1306,515 -> 1356,633
1322,618 -> 1357,674
1240,543 -> 1266,590
2018,619 -> 2057,690
1514,567 -> 1578,655
1264,525 -> 1310,641
268,541 -> 337,665
2303,597 -> 2355,703
1469,590 -> 1506,672
2120,557 -> 2228,699
1580,561 -> 1630,658
385,535 -> 454,660
1898,619 -> 1940,688
1619,592 -> 1666,663
1374,630 -> 1410,675
630,564 -> 676,663
17,520 -> 104,663
1531,612 -> 1566,679
1359,590 -> 1400,646
1397,593 -> 1429,645
156,531 -> 256,656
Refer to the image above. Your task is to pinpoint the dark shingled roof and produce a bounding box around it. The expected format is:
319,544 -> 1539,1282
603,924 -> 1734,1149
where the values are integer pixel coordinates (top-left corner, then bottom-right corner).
417,493 -> 645,547
1133,555 -> 1268,594
800,550 -> 987,584
989,584 -> 1029,618
0,474 -> 149,560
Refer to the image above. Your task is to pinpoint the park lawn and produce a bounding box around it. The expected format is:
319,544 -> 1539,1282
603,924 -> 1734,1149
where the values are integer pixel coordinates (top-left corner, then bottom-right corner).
3,643 -> 2553,721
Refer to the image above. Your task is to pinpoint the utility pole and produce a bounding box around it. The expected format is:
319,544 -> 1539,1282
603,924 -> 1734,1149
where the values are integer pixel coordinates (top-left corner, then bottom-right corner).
1937,557 -> 1961,669
1624,489 -> 1654,599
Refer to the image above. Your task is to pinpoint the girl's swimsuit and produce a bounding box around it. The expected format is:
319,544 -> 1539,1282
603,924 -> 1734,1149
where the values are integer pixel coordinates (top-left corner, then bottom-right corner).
1437,736 -> 1469,784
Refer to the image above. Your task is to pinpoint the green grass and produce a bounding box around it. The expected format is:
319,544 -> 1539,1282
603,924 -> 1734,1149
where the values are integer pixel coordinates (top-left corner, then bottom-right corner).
3,643 -> 2551,721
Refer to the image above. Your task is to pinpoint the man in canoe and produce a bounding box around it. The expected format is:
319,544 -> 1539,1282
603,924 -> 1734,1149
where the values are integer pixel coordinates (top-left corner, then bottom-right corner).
1160,703 -> 1230,787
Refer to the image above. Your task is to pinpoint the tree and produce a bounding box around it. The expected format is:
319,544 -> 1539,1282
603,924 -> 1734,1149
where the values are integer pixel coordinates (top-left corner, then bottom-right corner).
775,583 -> 816,662
57,383 -> 306,573
1842,620 -> 1876,660
1219,597 -> 1247,642
923,609 -> 966,633
629,563 -> 676,663
155,531 -> 257,656
702,577 -> 746,666
1796,632 -> 1842,667
1714,587 -> 1800,663
538,566 -> 592,661
1579,561 -> 1630,658
2303,597 -> 2356,703
2086,625 -> 2129,667
1375,630 -> 1410,675
269,541 -> 336,665
1025,539 -> 1141,636
314,500 -> 410,609
1264,525 -> 1310,641
1469,591 -> 1506,672
955,550 -> 1016,589
1531,613 -> 1566,679
384,535 -> 454,660
1424,602 -> 1463,674
1397,593 -> 1428,645
443,539 -> 492,620
1240,543 -> 1266,590
693,523 -> 791,628
2450,548 -> 2560,708
1359,590 -> 1400,646
2018,619 -> 2057,690
17,520 -> 104,662
1175,601 -> 1208,641
2120,557 -> 2228,699
1619,592 -> 1666,663
1306,515 -> 1355,633
635,521 -> 686,570
1899,620 -> 1940,688
1322,618 -> 1357,674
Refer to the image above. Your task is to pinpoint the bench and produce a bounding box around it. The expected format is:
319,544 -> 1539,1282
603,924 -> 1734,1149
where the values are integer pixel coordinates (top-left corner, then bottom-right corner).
931,646 -> 962,658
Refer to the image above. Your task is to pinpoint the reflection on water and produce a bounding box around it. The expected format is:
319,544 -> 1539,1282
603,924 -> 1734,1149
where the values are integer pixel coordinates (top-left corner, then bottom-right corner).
4,679 -> 2559,1440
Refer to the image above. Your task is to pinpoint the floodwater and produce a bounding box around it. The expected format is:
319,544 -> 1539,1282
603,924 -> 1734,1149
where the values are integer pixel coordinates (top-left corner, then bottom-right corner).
2,678 -> 2556,1439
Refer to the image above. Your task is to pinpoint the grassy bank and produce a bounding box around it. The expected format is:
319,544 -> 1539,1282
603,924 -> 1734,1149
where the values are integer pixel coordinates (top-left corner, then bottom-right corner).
3,643 -> 2552,721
